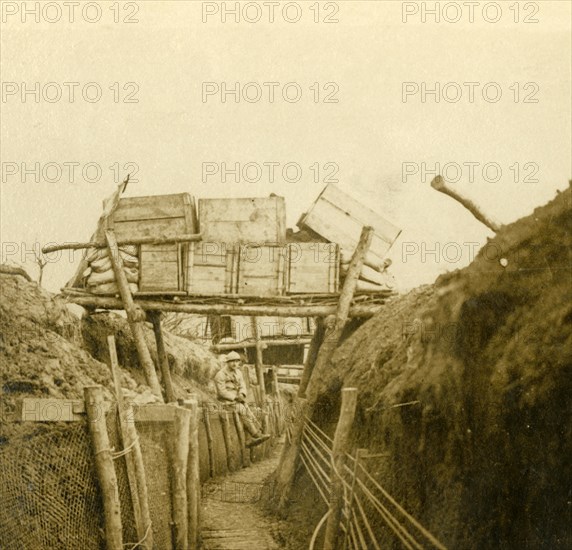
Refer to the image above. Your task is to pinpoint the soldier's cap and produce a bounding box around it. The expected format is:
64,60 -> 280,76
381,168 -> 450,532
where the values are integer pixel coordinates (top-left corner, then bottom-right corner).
225,351 -> 241,362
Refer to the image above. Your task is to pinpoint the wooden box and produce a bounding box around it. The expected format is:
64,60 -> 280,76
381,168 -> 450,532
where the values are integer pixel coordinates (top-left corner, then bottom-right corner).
139,243 -> 185,293
285,242 -> 339,294
108,193 -> 197,240
298,184 -> 401,266
107,193 -> 197,293
236,244 -> 286,296
186,242 -> 238,295
198,196 -> 286,243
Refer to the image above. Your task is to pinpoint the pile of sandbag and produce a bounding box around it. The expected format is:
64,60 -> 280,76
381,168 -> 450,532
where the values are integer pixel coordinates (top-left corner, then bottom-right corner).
82,245 -> 139,294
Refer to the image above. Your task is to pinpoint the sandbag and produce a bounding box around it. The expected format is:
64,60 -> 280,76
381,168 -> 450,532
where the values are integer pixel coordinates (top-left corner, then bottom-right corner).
87,266 -> 139,285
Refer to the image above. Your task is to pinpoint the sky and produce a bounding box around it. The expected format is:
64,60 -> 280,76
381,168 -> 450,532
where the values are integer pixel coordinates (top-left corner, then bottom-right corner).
1,0 -> 571,292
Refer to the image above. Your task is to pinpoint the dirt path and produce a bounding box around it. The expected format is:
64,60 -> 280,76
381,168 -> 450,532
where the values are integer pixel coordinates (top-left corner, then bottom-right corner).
200,442 -> 285,549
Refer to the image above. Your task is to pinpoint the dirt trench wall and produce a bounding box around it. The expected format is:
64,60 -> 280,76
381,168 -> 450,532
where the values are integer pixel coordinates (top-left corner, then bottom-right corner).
304,188 -> 572,549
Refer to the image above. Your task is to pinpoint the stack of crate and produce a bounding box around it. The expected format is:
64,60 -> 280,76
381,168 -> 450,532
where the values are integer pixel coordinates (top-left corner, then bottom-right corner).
191,196 -> 339,296
106,193 -> 341,297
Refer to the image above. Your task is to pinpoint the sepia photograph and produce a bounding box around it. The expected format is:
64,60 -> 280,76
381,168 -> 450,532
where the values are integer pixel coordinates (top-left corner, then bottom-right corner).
0,1 -> 570,548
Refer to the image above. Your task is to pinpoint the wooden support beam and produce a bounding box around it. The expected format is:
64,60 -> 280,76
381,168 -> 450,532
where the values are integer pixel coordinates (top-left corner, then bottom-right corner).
42,233 -> 202,254
67,295 -> 387,318
323,388 -> 358,550
275,228 -> 374,512
105,229 -> 163,400
149,312 -> 177,403
185,399 -> 200,550
212,337 -> 312,352
107,336 -> 145,547
298,317 -> 325,398
84,386 -> 123,550
171,406 -> 191,550
251,316 -> 266,404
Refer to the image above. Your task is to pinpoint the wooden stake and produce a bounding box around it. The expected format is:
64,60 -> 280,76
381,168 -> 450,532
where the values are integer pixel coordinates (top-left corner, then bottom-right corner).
84,386 -> 123,550
105,229 -> 163,400
276,227 -> 373,511
251,316 -> 266,404
106,336 -> 154,549
202,406 -> 215,478
171,406 -> 191,550
149,312 -> 176,403
185,399 -> 200,550
107,336 -> 144,546
323,388 -> 358,550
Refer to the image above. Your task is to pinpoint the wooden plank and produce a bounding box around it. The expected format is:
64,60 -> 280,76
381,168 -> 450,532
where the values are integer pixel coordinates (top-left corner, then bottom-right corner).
111,193 -> 193,222
16,399 -> 182,423
140,248 -> 180,262
113,217 -> 188,240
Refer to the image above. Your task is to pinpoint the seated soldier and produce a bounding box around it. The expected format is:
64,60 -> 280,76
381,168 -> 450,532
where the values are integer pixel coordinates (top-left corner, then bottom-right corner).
214,351 -> 270,447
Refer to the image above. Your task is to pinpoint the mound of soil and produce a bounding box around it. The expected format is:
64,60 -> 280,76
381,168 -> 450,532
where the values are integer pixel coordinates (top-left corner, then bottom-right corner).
298,188 -> 571,549
0,270 -> 220,438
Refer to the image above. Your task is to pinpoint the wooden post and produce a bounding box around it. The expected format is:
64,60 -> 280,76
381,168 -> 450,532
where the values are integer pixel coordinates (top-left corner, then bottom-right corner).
219,410 -> 233,472
171,406 -> 191,550
107,336 -> 145,547
298,317 -> 325,398
233,409 -> 250,468
323,388 -> 358,550
149,311 -> 176,403
202,406 -> 216,478
84,386 -> 123,550
270,367 -> 279,395
275,227 -> 373,511
185,399 -> 200,550
105,229 -> 163,400
251,316 -> 266,404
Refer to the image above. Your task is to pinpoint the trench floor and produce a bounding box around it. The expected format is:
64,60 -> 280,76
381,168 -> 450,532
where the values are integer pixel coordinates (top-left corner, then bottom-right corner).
200,442 -> 284,549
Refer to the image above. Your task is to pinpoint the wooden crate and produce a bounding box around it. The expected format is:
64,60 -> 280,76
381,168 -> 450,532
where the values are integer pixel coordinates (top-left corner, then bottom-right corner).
237,244 -> 286,296
285,242 -> 339,294
186,242 -> 238,295
298,184 -> 401,266
139,243 -> 185,293
108,193 -> 197,240
107,193 -> 197,293
198,197 -> 286,243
